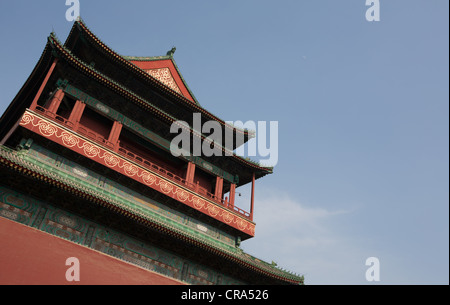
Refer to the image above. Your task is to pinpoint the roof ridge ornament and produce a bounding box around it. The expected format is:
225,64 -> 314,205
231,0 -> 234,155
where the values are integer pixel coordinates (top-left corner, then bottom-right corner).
166,47 -> 176,57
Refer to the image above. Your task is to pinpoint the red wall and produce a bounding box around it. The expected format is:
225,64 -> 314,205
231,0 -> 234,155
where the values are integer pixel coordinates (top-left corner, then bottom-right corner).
0,218 -> 184,285
79,108 -> 113,139
195,169 -> 214,194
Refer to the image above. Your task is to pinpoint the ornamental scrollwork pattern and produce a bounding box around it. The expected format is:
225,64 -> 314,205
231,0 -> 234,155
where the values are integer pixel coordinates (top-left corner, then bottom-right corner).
19,111 -> 255,236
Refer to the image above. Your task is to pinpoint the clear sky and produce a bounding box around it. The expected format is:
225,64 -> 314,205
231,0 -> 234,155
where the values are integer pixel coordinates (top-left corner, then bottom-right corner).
0,1 -> 448,285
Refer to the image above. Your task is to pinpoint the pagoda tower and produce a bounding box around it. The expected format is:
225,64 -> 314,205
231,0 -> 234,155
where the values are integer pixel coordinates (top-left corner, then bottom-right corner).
0,20 -> 303,285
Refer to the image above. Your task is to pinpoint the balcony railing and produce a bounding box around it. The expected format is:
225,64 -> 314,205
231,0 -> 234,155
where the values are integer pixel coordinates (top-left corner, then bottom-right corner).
117,144 -> 251,218
36,105 -> 75,129
33,106 -> 251,219
35,106 -> 116,149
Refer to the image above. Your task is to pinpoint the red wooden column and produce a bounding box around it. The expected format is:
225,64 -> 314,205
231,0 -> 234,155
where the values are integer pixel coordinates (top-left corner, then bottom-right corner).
108,121 -> 123,151
46,89 -> 65,115
185,162 -> 191,182
185,162 -> 196,185
250,173 -> 255,221
229,183 -> 236,207
190,163 -> 196,183
67,100 -> 86,130
30,59 -> 58,111
214,177 -> 223,201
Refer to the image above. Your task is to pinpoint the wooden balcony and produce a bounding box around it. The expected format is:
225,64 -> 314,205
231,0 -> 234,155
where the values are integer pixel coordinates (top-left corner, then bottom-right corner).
33,106 -> 252,220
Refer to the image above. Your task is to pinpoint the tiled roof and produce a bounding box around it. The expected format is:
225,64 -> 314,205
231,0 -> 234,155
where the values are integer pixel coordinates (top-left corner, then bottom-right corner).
49,32 -> 273,174
71,19 -> 254,138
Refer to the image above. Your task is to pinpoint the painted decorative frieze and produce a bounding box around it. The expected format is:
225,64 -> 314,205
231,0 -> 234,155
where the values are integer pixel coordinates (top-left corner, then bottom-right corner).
146,68 -> 182,94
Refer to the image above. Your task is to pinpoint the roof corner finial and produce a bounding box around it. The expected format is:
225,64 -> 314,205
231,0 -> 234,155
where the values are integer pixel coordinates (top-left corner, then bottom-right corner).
166,46 -> 176,57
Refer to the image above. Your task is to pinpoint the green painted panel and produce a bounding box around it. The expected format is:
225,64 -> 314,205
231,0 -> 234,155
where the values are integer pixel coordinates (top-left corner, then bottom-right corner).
23,141 -> 237,248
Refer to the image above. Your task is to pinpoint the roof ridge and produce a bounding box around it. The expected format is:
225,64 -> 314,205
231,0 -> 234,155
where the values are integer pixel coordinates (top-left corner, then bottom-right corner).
122,55 -> 172,61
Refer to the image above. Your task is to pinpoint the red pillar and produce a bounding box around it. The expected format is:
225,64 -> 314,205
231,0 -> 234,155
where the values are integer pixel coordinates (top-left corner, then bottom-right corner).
229,183 -> 236,207
108,121 -> 123,151
186,162 -> 196,185
46,89 -> 65,115
190,163 -> 196,183
219,178 -> 223,199
214,177 -> 223,201
30,59 -> 58,111
68,100 -> 86,130
185,162 -> 192,182
250,173 -> 255,221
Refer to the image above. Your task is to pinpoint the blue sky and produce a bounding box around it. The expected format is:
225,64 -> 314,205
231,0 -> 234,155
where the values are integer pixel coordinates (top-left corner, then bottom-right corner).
0,1 -> 448,285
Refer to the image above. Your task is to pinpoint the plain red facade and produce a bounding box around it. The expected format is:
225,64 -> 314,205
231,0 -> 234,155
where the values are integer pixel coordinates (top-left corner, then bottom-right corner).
0,217 -> 184,285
